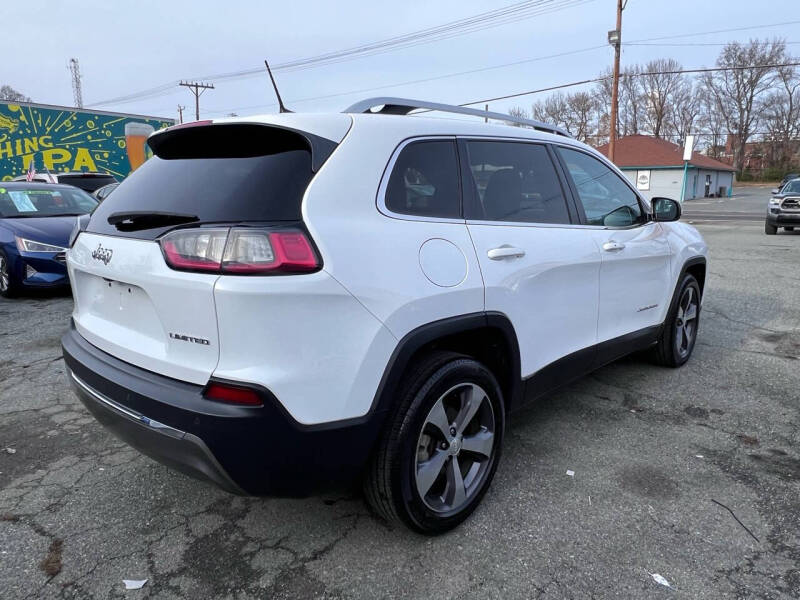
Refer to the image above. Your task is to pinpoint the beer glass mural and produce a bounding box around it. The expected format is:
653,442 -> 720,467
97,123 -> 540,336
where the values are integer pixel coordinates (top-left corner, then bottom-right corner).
0,101 -> 174,181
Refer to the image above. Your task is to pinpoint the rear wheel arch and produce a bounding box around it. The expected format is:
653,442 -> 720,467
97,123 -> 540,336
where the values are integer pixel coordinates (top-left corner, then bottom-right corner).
370,312 -> 522,419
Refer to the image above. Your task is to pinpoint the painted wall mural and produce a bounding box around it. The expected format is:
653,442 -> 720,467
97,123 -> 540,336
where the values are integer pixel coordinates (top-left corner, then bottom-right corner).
0,102 -> 174,181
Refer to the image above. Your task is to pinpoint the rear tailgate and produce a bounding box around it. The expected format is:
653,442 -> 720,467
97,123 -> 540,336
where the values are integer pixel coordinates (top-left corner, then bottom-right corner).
69,231 -> 220,384
67,116 -> 350,385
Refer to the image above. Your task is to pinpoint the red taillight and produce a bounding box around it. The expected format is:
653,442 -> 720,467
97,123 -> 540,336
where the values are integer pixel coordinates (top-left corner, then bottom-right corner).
159,228 -> 319,275
204,382 -> 263,406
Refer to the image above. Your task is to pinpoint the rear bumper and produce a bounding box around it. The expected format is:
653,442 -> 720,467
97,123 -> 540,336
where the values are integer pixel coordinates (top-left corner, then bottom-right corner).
68,369 -> 245,494
62,324 -> 385,496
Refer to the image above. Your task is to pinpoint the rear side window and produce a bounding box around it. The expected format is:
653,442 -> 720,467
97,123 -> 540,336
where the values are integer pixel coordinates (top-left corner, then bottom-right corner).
464,141 -> 570,224
385,140 -> 461,219
87,125 -> 315,239
557,147 -> 645,227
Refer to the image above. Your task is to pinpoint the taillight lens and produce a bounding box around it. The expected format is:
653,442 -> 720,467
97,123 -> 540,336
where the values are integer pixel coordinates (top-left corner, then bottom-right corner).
160,228 -> 319,274
204,382 -> 263,406
161,228 -> 229,271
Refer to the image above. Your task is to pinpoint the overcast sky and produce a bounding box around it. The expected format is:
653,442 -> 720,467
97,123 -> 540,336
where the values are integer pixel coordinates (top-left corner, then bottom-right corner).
2,0 -> 798,121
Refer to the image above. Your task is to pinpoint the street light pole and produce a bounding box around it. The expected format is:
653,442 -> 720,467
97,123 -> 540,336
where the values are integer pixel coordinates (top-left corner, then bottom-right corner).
608,0 -> 624,163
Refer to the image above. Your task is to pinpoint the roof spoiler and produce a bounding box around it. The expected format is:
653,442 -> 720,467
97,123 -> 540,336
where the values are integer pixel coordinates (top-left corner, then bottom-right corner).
148,121 -> 337,172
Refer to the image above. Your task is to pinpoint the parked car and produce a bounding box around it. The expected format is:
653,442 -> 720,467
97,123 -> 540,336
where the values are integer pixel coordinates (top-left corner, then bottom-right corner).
780,172 -> 799,188
766,178 -> 800,234
0,182 -> 98,297
13,171 -> 118,193
62,99 -> 707,533
93,182 -> 119,201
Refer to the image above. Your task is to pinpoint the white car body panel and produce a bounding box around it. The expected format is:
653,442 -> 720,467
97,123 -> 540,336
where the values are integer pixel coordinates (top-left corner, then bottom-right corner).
589,222 -> 673,342
467,222 -> 601,377
68,232 -> 220,385
212,271 -> 396,425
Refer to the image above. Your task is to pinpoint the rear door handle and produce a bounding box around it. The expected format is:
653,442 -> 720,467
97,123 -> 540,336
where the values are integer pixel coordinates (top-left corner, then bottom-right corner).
602,241 -> 626,252
487,246 -> 526,260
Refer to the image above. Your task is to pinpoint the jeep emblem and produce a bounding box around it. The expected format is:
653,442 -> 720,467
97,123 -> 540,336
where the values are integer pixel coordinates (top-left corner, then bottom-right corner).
91,244 -> 113,265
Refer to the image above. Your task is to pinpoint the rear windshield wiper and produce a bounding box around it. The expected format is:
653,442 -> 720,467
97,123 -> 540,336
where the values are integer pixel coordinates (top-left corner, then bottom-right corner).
107,211 -> 199,231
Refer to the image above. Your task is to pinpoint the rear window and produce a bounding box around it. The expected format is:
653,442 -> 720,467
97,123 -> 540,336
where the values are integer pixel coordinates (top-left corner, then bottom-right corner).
0,187 -> 97,217
87,125 -> 316,239
60,174 -> 117,192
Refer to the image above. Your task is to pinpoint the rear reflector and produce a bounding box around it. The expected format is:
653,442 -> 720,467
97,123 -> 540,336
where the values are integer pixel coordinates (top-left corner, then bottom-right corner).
204,382 -> 263,406
159,227 -> 319,275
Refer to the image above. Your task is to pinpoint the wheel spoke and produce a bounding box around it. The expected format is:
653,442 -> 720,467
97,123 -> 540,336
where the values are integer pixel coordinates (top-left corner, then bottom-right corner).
461,429 -> 494,459
416,449 -> 449,497
445,456 -> 467,507
455,384 -> 485,435
425,398 -> 452,441
684,304 -> 697,321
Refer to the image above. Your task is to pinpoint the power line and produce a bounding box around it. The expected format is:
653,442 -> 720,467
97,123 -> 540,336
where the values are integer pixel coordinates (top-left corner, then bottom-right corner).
203,44 -> 609,115
87,17 -> 800,110
86,0 -> 596,107
456,62 -> 800,107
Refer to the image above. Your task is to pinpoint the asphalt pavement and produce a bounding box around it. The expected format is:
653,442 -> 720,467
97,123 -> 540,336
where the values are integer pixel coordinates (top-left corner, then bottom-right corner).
1,218 -> 799,599
681,184 -> 772,223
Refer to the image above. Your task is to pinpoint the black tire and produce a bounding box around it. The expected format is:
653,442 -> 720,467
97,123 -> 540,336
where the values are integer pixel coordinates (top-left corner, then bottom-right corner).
765,222 -> 778,235
0,250 -> 17,299
785,227 -> 794,232
652,274 -> 701,367
364,351 -> 505,534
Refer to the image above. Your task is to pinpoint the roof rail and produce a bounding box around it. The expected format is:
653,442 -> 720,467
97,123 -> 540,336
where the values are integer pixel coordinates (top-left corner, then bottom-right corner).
344,97 -> 571,137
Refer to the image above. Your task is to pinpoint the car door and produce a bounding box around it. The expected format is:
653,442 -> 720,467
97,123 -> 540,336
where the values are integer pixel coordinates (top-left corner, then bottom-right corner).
462,139 -> 602,380
554,145 -> 672,344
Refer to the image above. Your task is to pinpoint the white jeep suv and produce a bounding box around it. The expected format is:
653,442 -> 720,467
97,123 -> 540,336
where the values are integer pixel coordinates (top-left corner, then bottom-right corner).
62,98 -> 707,534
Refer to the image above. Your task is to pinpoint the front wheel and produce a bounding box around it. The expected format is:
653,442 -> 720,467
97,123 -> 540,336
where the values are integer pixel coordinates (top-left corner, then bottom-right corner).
652,274 -> 701,367
364,352 -> 505,534
0,251 -> 17,298
765,222 -> 778,235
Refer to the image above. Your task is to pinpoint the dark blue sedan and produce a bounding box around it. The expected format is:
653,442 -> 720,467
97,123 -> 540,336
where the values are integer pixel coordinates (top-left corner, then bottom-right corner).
0,182 -> 98,298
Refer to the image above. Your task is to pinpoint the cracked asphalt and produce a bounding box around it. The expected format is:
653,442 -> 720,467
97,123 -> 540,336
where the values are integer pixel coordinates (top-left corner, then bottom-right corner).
1,219 -> 799,599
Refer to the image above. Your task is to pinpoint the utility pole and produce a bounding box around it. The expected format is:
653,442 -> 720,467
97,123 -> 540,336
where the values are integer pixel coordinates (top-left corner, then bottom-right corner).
177,105 -> 185,124
485,104 -> 489,123
179,81 -> 214,121
607,0 -> 625,162
69,58 -> 83,108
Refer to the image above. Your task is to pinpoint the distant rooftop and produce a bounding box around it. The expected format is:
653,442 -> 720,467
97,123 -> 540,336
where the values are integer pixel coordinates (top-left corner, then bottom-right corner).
596,134 -> 735,171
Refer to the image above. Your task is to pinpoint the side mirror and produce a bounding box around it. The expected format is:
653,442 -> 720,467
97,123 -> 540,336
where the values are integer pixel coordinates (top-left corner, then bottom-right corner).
771,188 -> 780,195
652,197 -> 681,222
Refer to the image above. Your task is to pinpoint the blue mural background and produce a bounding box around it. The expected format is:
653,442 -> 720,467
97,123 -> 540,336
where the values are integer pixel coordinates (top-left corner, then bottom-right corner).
0,102 -> 174,181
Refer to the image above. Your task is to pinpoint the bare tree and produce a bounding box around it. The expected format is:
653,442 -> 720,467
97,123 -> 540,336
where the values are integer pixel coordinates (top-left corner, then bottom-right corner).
697,94 -> 727,159
666,77 -> 700,147
640,59 -> 686,138
531,91 -> 598,143
532,92 -> 571,132
0,85 -> 31,102
618,65 -> 643,136
702,38 -> 787,172
564,92 -> 597,143
762,62 -> 800,167
507,106 -> 531,127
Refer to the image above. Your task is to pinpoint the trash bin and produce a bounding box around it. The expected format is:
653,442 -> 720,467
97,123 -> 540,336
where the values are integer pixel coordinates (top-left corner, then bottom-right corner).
719,186 -> 727,197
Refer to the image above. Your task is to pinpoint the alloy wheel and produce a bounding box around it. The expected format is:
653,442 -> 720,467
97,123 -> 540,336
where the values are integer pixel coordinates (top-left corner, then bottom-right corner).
0,256 -> 8,292
675,286 -> 698,358
414,383 -> 496,514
